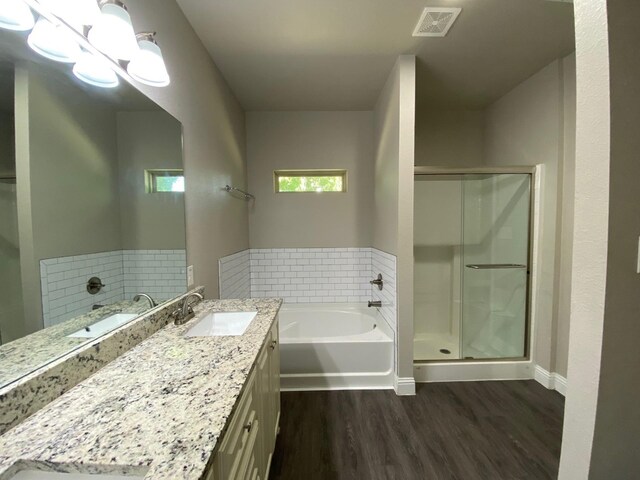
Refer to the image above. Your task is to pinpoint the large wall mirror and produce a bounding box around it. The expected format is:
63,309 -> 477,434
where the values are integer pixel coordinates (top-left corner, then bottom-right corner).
0,27 -> 187,389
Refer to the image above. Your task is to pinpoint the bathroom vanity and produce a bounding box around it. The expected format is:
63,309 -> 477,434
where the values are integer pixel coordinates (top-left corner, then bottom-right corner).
0,298 -> 282,480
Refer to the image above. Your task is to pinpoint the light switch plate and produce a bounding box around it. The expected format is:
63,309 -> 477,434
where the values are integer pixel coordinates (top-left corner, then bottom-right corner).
187,265 -> 194,287
637,237 -> 640,274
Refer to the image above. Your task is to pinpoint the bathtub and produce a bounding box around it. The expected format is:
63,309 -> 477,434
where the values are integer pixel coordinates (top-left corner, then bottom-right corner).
279,303 -> 394,390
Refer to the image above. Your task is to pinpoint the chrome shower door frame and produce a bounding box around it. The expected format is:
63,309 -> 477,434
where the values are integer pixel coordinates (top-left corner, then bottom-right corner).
413,166 -> 537,364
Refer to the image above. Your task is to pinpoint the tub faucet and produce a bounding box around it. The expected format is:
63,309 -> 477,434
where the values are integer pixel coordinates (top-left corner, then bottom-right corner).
133,293 -> 157,308
174,292 -> 204,325
368,300 -> 382,308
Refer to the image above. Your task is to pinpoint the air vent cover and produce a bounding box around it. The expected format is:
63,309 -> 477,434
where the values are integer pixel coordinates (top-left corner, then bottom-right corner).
413,7 -> 462,37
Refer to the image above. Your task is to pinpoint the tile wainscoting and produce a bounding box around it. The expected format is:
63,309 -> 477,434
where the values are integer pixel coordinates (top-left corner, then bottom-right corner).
219,247 -> 397,334
218,250 -> 251,299
41,249 -> 187,327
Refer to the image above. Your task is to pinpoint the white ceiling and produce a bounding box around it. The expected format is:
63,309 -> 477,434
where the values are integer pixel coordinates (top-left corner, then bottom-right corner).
177,0 -> 575,111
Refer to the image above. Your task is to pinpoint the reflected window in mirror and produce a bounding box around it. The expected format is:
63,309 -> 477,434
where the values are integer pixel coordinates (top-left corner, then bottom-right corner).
145,169 -> 185,193
0,28 -> 187,389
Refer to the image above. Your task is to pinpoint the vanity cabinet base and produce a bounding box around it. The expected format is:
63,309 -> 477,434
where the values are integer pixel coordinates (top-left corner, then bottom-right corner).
207,317 -> 280,480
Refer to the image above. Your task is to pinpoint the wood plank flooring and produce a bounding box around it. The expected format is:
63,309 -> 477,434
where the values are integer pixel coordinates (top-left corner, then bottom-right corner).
269,381 -> 564,480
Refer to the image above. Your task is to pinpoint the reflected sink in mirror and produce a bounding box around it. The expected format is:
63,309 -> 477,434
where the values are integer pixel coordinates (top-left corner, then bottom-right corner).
10,472 -> 144,480
0,26 -> 188,391
67,314 -> 139,339
184,312 -> 258,337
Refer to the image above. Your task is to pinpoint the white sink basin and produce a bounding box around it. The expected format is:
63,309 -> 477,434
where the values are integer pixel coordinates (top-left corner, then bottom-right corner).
10,472 -> 144,480
184,311 -> 258,337
67,313 -> 138,338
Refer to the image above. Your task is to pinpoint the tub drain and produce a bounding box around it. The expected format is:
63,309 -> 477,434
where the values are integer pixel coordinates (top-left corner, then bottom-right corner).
439,348 -> 451,355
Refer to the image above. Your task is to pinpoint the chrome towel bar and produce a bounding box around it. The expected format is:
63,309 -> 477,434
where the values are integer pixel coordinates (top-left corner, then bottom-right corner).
224,185 -> 255,200
465,264 -> 527,269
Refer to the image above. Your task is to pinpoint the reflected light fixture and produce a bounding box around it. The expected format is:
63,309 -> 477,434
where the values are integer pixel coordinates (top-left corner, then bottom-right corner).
73,49 -> 119,88
127,32 -> 170,87
0,0 -> 35,31
88,0 -> 138,61
37,0 -> 101,28
28,16 -> 81,63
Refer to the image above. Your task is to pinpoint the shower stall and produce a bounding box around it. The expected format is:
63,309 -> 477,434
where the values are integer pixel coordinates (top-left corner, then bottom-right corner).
414,168 -> 533,362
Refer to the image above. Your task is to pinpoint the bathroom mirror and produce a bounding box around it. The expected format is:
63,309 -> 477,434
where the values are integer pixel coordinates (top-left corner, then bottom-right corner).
0,28 -> 187,388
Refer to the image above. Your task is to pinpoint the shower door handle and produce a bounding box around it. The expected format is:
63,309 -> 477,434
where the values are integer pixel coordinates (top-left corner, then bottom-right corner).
465,264 -> 527,269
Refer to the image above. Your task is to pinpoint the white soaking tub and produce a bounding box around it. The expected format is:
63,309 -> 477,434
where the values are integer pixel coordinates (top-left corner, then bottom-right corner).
279,303 -> 394,391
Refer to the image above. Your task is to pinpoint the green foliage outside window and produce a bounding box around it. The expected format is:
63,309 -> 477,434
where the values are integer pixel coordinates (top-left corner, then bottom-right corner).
145,169 -> 185,193
275,171 -> 346,193
155,175 -> 185,192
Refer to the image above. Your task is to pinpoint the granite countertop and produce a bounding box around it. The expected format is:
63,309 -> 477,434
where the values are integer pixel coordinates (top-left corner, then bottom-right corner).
0,300 -> 151,387
0,298 -> 282,480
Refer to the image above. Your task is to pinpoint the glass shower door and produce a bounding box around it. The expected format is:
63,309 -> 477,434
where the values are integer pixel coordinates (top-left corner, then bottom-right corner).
461,174 -> 530,359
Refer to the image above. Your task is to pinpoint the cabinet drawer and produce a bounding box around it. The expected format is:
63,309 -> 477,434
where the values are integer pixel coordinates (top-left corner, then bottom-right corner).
217,369 -> 257,479
230,409 -> 258,480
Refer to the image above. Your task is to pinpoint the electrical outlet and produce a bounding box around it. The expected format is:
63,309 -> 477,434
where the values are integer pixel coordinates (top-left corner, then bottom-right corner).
187,265 -> 194,287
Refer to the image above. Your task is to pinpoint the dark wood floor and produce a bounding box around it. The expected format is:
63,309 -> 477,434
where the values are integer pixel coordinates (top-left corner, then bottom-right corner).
269,381 -> 564,480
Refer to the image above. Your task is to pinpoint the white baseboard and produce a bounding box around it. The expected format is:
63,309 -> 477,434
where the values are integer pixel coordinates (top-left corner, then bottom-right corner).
414,360 -> 534,383
534,365 -> 567,396
280,372 -> 394,391
394,376 -> 416,396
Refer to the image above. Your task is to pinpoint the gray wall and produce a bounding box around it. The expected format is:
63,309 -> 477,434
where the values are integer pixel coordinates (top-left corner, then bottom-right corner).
125,0 -> 248,296
373,62 -> 401,256
0,111 -> 14,175
246,111 -> 374,248
373,55 -> 416,389
414,110 -> 483,167
117,111 -> 186,250
0,101 -> 23,343
590,0 -> 640,475
15,66 -> 122,334
558,0 -> 611,475
556,53 -> 576,379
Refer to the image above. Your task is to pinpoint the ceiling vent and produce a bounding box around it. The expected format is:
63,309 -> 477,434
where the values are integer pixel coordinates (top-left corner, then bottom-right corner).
412,7 -> 462,37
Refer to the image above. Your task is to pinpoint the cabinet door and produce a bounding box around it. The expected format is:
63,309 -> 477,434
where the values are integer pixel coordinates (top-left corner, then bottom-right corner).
264,319 -> 280,475
269,319 -> 281,442
256,339 -> 271,479
218,371 -> 256,480
231,409 -> 259,480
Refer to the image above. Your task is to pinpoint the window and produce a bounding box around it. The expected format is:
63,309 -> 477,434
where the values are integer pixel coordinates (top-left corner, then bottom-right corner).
274,170 -> 347,193
145,169 -> 185,193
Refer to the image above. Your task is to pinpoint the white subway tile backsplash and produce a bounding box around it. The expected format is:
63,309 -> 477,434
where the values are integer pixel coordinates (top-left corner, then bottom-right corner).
41,249 -> 187,327
218,247 -> 398,372
248,248 -> 373,304
371,248 -> 397,336
218,250 -> 251,299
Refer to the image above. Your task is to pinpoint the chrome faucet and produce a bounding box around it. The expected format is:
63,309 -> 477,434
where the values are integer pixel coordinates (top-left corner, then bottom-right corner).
368,300 -> 382,308
133,293 -> 157,308
174,292 -> 204,325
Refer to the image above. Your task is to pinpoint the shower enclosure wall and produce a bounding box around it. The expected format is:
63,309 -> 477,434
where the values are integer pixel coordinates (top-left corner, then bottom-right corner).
414,169 -> 532,362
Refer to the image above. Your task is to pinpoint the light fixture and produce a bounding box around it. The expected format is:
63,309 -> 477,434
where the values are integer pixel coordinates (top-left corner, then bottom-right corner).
37,0 -> 101,28
73,50 -> 119,88
88,0 -> 138,61
127,32 -> 170,87
0,0 -> 35,31
2,0 -> 170,90
27,16 -> 81,63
